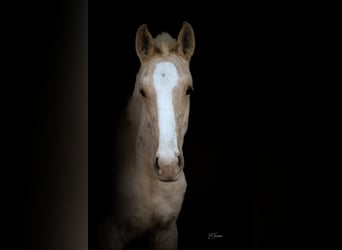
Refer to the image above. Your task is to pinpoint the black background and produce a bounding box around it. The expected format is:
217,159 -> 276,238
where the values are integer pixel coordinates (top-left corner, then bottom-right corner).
90,4 -> 294,250
18,1 -> 299,250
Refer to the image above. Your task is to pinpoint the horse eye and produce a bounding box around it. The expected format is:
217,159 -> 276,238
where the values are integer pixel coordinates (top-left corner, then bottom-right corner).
139,88 -> 146,97
186,86 -> 194,95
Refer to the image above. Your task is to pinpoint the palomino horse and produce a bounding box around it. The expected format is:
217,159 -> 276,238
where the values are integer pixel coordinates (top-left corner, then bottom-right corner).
100,22 -> 195,250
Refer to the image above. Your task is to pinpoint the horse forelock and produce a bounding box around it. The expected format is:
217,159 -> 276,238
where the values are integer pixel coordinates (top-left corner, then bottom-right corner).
154,33 -> 177,56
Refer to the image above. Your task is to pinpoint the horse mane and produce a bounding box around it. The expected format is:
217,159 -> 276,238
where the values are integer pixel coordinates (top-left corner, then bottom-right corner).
154,32 -> 177,55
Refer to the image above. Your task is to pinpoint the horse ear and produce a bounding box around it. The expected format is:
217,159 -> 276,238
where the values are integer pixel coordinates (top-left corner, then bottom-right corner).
177,22 -> 195,61
136,24 -> 154,62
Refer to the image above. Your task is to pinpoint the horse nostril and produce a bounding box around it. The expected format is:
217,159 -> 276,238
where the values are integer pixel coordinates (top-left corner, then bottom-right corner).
155,157 -> 160,170
177,155 -> 182,166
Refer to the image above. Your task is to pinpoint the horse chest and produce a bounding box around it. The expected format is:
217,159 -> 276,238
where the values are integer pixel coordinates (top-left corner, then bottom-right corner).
151,179 -> 186,223
132,175 -> 186,227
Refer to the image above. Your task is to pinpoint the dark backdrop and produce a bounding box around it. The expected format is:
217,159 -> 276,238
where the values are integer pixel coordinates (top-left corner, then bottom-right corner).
22,1 -> 335,249
89,4 -> 294,250
19,1 -> 296,250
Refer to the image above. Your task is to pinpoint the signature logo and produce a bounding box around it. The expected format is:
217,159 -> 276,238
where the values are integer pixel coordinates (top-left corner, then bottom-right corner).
208,232 -> 223,240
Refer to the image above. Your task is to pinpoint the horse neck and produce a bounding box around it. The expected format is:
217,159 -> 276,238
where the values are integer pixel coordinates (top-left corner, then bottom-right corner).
123,95 -> 156,176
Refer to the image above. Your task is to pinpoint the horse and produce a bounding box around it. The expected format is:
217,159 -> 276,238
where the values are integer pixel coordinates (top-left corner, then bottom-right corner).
100,21 -> 195,250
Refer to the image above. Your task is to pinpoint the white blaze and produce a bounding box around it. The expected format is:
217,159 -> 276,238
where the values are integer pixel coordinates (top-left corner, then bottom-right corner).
153,62 -> 179,160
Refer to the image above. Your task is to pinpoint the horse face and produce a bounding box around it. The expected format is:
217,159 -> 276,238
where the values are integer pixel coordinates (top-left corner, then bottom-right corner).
137,58 -> 193,182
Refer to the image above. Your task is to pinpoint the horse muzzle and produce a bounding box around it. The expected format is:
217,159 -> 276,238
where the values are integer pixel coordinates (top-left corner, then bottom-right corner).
155,155 -> 183,182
